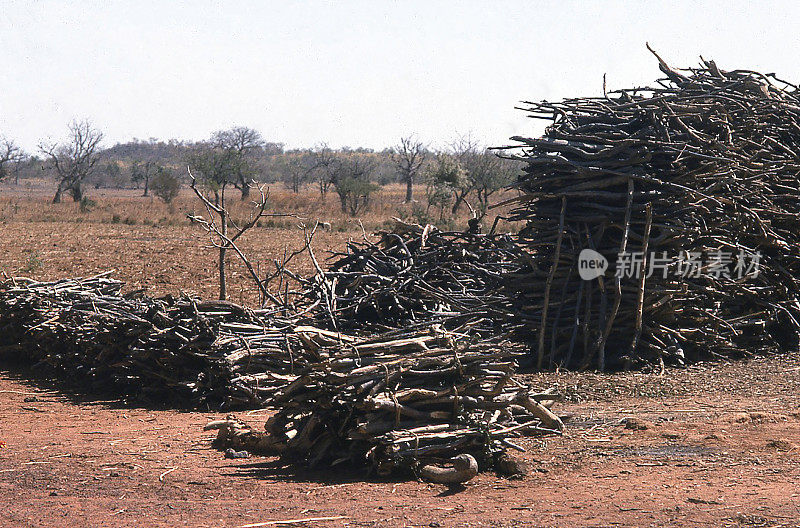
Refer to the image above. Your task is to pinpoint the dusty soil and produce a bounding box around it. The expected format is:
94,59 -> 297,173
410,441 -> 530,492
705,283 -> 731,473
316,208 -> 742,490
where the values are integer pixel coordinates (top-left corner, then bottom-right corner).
1,353 -> 798,528
0,220 -> 355,306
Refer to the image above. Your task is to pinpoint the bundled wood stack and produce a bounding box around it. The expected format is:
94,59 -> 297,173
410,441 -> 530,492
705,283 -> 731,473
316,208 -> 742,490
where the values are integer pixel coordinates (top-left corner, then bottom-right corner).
0,273 -> 311,409
306,219 -> 527,336
0,274 -> 560,478
502,48 -> 800,370
209,329 -> 561,480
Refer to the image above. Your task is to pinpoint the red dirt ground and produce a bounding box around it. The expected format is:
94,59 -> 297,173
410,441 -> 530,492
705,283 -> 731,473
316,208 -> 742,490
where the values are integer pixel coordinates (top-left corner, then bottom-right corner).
1,352 -> 798,528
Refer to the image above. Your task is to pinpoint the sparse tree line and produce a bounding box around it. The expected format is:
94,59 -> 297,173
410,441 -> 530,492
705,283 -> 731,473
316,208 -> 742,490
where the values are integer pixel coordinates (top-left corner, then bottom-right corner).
0,121 -> 518,218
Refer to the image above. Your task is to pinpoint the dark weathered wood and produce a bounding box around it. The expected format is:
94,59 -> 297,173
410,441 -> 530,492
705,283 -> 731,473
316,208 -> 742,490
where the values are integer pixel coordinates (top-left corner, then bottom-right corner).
502,51 -> 800,369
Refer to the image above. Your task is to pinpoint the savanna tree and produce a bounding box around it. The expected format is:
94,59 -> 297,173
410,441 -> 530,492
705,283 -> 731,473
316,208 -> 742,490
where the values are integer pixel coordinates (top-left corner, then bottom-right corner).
449,135 -> 515,215
149,166 -> 180,203
333,153 -> 379,216
187,143 -> 239,206
39,120 -> 103,203
307,144 -> 339,197
424,154 -> 464,222
212,126 -> 264,200
275,151 -> 316,193
131,160 -> 157,196
0,138 -> 25,182
390,135 -> 427,203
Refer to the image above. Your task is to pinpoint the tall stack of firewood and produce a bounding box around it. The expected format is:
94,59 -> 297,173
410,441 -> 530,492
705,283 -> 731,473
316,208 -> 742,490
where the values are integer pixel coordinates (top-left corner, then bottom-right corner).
501,48 -> 800,370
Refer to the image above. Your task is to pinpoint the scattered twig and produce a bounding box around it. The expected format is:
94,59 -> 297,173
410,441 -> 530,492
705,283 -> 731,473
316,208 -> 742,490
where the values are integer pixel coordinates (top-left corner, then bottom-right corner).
158,466 -> 177,482
237,516 -> 347,528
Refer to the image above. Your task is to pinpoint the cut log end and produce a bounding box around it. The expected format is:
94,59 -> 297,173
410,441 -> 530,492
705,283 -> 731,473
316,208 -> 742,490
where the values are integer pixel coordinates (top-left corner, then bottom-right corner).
419,453 -> 479,485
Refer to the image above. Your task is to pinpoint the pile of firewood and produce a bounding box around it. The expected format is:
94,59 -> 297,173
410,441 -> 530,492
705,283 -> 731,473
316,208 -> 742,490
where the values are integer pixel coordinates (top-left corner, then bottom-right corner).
207,329 -> 561,481
499,48 -> 800,370
0,273 -> 561,479
303,220 -> 528,336
0,273 -> 312,409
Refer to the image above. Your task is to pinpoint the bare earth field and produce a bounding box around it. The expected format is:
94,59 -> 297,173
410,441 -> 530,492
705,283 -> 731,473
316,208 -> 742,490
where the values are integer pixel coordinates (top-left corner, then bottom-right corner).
1,353 -> 798,528
0,220 -> 354,306
1,186 -> 799,527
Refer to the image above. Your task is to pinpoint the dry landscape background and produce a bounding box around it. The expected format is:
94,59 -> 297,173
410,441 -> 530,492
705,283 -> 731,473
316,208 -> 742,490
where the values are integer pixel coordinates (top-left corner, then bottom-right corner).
0,180 -> 515,305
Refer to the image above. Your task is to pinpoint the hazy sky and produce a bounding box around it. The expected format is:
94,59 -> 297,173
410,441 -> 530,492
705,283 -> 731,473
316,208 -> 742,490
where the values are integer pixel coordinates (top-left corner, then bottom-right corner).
2,1 -> 799,152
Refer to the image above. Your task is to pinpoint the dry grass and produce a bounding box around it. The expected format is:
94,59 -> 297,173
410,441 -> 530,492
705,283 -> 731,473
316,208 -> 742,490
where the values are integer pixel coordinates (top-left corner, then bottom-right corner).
0,179 -> 516,230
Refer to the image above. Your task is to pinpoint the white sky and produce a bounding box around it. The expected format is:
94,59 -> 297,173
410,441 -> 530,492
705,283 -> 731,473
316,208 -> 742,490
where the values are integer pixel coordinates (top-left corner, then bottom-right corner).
2,1 -> 799,152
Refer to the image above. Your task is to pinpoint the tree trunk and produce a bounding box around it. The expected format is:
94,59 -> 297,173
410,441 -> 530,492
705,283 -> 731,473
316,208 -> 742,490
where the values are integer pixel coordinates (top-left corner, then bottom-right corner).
452,192 -> 466,214
218,207 -> 227,301
52,184 -> 63,204
240,184 -> 250,200
143,175 -> 149,197
405,176 -> 413,203
71,183 -> 83,202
